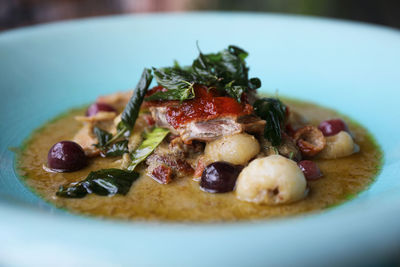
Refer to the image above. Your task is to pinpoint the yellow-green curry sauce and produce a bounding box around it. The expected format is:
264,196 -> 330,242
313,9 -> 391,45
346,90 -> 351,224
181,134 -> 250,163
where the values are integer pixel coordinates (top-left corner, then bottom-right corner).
16,99 -> 382,222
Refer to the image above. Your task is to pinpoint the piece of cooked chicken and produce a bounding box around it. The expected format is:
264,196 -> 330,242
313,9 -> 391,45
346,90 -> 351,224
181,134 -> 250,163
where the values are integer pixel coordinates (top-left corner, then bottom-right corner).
146,85 -> 266,143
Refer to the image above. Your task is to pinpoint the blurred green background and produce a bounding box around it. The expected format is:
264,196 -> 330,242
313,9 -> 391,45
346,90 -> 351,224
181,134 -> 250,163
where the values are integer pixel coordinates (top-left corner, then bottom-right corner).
1,0 -> 400,30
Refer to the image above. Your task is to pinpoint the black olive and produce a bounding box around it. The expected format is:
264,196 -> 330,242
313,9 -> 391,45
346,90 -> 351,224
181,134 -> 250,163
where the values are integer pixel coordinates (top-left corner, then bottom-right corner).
200,161 -> 242,193
47,141 -> 87,172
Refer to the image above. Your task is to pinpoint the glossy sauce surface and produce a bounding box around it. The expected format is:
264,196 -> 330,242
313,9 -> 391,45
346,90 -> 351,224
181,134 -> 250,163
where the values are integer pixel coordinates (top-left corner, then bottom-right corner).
16,99 -> 382,222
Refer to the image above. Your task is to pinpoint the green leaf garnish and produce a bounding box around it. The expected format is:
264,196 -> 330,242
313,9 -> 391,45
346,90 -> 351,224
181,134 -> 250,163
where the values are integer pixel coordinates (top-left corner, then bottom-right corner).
152,67 -> 197,92
93,127 -> 129,156
144,45 -> 261,103
224,82 -> 246,103
121,68 -> 153,129
93,127 -> 113,148
253,98 -> 287,146
145,68 -> 196,102
105,68 -> 153,145
56,169 -> 139,198
193,45 -> 249,87
127,127 -> 170,171
105,140 -> 129,157
248,77 -> 261,90
145,87 -> 195,102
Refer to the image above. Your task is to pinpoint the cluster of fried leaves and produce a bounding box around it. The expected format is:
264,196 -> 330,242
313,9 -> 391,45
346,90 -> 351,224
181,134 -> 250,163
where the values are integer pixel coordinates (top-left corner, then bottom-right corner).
145,45 -> 261,103
144,45 -> 287,145
93,45 -> 263,158
57,45 -> 287,198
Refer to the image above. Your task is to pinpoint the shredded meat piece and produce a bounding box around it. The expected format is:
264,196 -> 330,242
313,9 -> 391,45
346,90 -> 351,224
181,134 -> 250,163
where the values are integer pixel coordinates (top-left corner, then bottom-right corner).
278,134 -> 302,161
73,111 -> 117,157
73,124 -> 100,157
194,156 -> 209,178
169,137 -> 204,157
294,126 -> 326,157
237,115 -> 266,135
150,165 -> 173,184
149,106 -> 179,135
146,153 -> 194,176
142,114 -> 155,126
178,117 -> 243,143
75,111 -> 117,126
144,137 -> 198,184
145,140 -> 195,182
259,134 -> 301,161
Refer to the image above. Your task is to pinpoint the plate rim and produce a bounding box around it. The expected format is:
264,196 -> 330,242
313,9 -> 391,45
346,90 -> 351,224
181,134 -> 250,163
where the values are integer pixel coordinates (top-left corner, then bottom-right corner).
1,12 -> 399,266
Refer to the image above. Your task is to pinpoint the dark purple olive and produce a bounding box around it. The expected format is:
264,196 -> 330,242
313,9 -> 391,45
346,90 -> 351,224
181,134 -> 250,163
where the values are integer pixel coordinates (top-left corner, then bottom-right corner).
86,102 -> 116,116
47,141 -> 87,172
298,160 -> 322,180
200,162 -> 242,193
318,119 -> 349,137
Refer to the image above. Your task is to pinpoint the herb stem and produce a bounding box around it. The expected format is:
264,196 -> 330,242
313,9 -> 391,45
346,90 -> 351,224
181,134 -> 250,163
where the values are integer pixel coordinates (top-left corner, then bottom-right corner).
105,128 -> 127,146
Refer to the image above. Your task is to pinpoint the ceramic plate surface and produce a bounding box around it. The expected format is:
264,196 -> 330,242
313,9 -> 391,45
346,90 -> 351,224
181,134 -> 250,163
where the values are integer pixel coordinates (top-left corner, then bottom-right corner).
1,12 -> 400,267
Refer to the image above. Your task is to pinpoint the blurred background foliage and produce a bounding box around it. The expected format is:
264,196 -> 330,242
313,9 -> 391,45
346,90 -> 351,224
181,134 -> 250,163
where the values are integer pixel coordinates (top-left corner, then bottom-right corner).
1,0 -> 400,30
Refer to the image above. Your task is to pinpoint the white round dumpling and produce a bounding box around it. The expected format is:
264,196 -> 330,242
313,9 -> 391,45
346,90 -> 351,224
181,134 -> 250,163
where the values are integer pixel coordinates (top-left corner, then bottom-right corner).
235,155 -> 307,205
204,133 -> 260,165
318,131 -> 358,159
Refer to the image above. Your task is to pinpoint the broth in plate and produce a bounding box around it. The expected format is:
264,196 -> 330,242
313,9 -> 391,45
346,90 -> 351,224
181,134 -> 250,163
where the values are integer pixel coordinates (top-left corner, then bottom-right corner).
16,98 -> 382,222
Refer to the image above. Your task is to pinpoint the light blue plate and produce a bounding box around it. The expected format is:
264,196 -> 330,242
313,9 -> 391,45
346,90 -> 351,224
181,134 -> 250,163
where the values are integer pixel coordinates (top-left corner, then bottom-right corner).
1,12 -> 400,266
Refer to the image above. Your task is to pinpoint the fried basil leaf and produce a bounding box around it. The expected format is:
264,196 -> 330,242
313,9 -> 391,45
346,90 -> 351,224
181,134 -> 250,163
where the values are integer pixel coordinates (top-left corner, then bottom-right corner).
93,128 -> 128,157
193,45 -> 248,86
145,68 -> 196,101
146,45 -> 261,103
224,82 -> 246,103
93,127 -> 113,148
56,169 -> 139,198
104,68 -> 153,146
118,68 -> 153,131
253,98 -> 287,146
105,140 -> 129,157
248,77 -> 261,90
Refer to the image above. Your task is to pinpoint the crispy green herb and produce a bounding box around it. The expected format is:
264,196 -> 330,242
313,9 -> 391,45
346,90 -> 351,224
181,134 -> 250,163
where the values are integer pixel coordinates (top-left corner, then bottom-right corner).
224,82 -> 246,103
248,77 -> 261,90
253,98 -> 287,146
93,128 -> 128,156
56,169 -> 139,198
150,68 -> 197,98
145,67 -> 196,102
105,140 -> 129,157
127,127 -> 170,171
193,45 -> 249,87
93,127 -> 113,148
120,68 -> 153,129
145,45 -> 261,103
145,87 -> 194,102
105,68 -> 153,145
